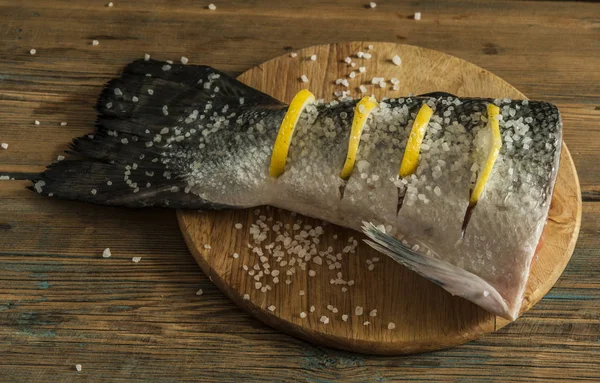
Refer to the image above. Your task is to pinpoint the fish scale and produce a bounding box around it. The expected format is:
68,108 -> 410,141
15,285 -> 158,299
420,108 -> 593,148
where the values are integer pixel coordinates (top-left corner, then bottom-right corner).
31,59 -> 561,320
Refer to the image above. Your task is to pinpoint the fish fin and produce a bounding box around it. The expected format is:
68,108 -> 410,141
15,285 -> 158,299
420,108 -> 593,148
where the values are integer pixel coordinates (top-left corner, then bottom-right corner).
30,59 -> 283,209
28,158 -> 226,209
99,59 -> 282,117
361,222 -> 516,320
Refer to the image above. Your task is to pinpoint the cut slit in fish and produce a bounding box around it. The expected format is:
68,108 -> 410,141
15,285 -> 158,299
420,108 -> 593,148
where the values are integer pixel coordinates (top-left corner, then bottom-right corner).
396,187 -> 405,214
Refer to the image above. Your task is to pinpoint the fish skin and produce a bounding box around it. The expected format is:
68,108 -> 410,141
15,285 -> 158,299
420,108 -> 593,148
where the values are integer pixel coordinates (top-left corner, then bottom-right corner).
31,60 -> 562,320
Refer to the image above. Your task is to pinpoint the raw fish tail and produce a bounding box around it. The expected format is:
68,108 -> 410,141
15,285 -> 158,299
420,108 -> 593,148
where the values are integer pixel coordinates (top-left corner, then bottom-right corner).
29,59 -> 282,209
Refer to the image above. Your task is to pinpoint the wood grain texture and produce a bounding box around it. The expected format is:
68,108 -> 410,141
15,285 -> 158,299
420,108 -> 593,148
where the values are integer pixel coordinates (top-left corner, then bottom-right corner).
0,0 -> 599,381
177,42 -> 581,354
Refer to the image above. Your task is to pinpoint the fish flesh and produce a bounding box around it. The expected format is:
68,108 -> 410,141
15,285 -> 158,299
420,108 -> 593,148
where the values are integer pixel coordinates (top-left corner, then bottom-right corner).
31,59 -> 562,320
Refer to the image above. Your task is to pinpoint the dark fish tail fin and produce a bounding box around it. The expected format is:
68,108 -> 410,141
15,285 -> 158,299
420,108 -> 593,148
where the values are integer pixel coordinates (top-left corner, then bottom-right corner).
30,59 -> 283,208
361,222 -> 516,320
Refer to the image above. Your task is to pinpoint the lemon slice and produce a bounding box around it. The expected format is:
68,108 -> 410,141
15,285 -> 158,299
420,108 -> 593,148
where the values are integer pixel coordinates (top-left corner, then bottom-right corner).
398,104 -> 433,178
470,103 -> 502,205
269,89 -> 315,177
340,96 -> 378,180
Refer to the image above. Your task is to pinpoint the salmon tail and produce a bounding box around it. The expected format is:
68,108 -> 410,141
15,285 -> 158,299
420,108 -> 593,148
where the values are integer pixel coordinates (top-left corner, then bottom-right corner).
361,222 -> 516,320
29,59 -> 283,209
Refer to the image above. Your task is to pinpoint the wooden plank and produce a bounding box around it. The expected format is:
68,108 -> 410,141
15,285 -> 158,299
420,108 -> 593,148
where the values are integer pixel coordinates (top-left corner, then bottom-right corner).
0,0 -> 599,381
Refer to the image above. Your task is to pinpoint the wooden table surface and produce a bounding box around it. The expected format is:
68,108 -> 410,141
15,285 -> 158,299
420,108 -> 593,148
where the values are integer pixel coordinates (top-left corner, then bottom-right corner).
0,0 -> 598,381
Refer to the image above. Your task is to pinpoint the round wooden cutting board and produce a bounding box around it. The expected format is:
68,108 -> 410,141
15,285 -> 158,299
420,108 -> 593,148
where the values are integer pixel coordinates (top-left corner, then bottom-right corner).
177,43 -> 581,355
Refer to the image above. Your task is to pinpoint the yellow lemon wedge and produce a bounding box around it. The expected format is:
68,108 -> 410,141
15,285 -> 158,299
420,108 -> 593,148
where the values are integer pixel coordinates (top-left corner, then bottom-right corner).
340,96 -> 378,180
469,103 -> 502,205
398,104 -> 433,178
269,89 -> 315,178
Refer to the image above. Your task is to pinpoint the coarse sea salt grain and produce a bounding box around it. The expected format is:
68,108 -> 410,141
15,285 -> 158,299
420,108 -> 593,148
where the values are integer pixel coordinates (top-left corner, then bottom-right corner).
342,314 -> 348,321
243,294 -> 250,300
132,257 -> 141,263
414,12 -> 421,20
388,322 -> 396,330
392,55 -> 402,66
34,120 -> 40,125
208,3 -> 216,11
204,244 -> 212,249
300,312 -> 307,318
102,248 -> 111,258
75,364 -> 82,372
233,253 -> 239,258
300,75 -> 309,83
1,143 -> 8,150
30,48 -> 36,55
355,306 -> 364,315
92,40 -> 99,46
144,53 -> 150,61
196,288 -> 203,295
180,56 -> 189,64
60,121 -> 67,126
310,54 -> 317,61
369,2 -> 377,8
290,52 -> 297,58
